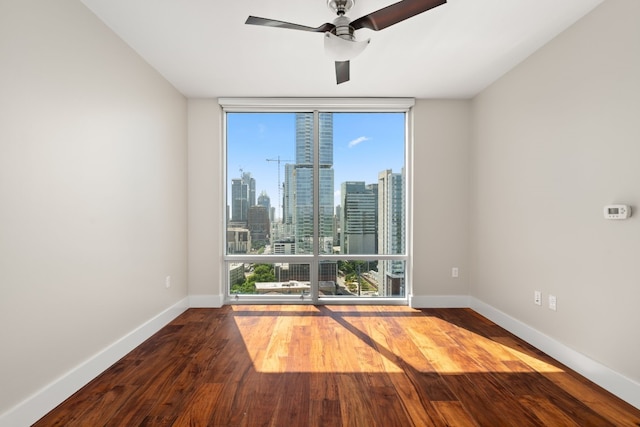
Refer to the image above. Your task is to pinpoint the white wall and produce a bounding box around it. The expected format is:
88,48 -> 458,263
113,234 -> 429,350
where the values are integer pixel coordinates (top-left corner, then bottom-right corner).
188,99 -> 224,306
471,0 -> 640,385
0,0 -> 188,418
411,100 -> 472,305
185,99 -> 472,306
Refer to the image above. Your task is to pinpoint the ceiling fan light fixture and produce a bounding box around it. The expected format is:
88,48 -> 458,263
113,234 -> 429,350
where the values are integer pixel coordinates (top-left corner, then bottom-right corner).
324,32 -> 370,61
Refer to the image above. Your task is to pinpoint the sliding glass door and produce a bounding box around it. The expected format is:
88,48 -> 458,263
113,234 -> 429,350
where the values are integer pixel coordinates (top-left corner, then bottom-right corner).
222,99 -> 412,304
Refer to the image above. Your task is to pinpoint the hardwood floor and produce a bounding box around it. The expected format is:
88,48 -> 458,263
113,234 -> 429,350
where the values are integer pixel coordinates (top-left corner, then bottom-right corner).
35,305 -> 640,426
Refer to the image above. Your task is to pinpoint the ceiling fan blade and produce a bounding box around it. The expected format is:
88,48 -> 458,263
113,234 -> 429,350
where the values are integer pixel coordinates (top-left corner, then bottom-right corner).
246,16 -> 335,33
351,0 -> 446,31
335,61 -> 350,84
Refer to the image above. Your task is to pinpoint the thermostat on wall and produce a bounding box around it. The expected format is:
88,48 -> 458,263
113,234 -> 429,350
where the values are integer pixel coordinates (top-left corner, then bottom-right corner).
603,204 -> 631,220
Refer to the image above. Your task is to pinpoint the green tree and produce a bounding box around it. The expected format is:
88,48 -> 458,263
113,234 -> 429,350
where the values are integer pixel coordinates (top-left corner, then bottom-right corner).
232,264 -> 276,295
250,264 -> 275,282
338,260 -> 355,276
231,281 -> 257,294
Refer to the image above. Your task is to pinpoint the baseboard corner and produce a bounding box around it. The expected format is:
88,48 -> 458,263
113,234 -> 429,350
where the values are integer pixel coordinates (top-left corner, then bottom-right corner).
189,294 -> 225,308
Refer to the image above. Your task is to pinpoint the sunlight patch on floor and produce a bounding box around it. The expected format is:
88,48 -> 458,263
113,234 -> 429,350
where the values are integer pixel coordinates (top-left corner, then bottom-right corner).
231,305 -> 564,375
232,307 -> 404,373
406,317 -> 565,374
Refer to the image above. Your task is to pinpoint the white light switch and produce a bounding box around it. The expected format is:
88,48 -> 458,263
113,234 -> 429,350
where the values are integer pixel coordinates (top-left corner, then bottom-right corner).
534,291 -> 541,306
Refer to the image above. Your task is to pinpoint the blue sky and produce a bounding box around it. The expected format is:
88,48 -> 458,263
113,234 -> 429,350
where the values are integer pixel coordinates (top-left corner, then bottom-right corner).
227,112 -> 405,216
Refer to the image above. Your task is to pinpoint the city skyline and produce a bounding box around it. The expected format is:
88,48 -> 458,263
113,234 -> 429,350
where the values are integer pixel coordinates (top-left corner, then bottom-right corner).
227,112 -> 407,296
227,112 -> 405,216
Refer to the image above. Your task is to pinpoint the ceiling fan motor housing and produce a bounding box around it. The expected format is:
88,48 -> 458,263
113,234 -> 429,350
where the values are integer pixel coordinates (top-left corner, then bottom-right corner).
332,15 -> 355,40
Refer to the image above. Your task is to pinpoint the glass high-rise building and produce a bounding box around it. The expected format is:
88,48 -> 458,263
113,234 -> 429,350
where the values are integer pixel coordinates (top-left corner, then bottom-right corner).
378,169 -> 405,296
340,181 -> 377,255
257,190 -> 270,210
283,163 -> 295,225
231,178 -> 247,222
257,190 -> 272,222
247,205 -> 270,248
291,113 -> 334,254
243,172 -> 256,208
231,171 -> 255,223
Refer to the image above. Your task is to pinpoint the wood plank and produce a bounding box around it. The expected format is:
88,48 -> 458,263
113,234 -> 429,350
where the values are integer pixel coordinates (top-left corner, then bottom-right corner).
519,395 -> 582,427
309,398 -> 341,427
172,383 -> 224,426
33,306 -> 640,427
432,401 -> 479,427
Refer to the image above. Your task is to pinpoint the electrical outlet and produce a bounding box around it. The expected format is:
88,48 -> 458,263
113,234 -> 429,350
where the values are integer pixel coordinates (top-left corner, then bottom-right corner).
165,276 -> 171,289
548,295 -> 557,311
534,291 -> 541,306
451,267 -> 459,278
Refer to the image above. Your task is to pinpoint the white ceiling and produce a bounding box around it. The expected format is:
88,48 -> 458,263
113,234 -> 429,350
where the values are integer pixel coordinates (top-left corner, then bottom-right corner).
81,0 -> 604,99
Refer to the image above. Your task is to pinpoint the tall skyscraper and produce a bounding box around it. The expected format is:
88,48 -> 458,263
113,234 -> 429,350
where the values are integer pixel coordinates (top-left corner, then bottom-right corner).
340,181 -> 377,255
257,190 -> 270,209
231,178 -> 247,223
366,183 -> 379,253
378,169 -> 405,296
243,172 -> 256,208
290,113 -> 334,254
317,114 -> 334,255
231,172 -> 255,223
248,205 -> 270,248
257,190 -> 272,222
334,204 -> 341,248
283,163 -> 295,225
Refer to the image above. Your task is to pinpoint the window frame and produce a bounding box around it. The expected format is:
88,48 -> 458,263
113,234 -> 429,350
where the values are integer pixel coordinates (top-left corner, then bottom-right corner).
219,98 -> 415,305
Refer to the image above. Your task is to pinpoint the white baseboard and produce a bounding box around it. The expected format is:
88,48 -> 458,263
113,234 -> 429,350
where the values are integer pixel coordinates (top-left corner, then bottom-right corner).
410,294 -> 639,410
189,294 -> 224,308
0,297 -> 190,427
409,294 -> 471,308
468,297 -> 640,410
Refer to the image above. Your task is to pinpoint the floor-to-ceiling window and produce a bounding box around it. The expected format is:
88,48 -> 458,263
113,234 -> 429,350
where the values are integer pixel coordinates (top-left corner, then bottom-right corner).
221,98 -> 413,304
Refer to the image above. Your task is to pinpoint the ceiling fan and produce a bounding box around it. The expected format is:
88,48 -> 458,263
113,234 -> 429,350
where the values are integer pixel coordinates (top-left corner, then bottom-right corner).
245,0 -> 446,84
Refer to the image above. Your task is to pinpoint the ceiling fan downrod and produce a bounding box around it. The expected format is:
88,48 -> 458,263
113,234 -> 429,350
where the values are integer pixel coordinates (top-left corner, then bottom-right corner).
327,0 -> 355,16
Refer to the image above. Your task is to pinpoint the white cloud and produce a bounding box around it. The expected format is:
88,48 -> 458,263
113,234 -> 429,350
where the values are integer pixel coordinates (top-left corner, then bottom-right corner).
348,136 -> 370,148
